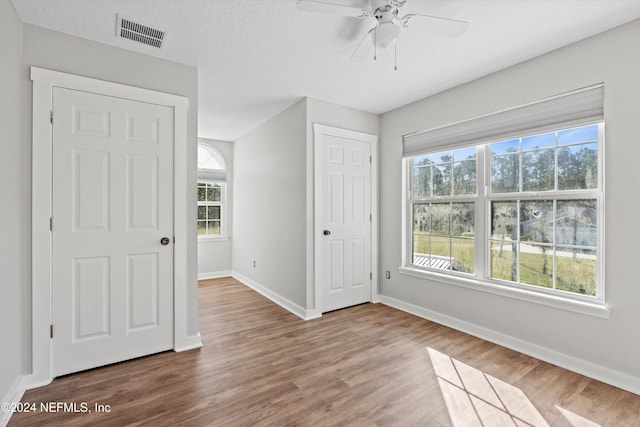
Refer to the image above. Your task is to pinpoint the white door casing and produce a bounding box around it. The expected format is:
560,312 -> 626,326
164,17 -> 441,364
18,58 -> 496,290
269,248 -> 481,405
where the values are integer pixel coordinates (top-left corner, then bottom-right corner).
314,124 -> 378,313
51,88 -> 174,376
30,67 -> 200,388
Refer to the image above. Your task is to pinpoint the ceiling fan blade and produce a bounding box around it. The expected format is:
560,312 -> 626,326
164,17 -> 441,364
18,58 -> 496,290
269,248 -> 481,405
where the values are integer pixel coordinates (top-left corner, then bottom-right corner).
350,28 -> 374,62
401,14 -> 469,38
296,0 -> 368,18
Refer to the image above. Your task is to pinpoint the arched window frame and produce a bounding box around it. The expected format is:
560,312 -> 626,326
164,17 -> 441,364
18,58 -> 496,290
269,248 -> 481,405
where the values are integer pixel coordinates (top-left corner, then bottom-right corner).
198,142 -> 226,180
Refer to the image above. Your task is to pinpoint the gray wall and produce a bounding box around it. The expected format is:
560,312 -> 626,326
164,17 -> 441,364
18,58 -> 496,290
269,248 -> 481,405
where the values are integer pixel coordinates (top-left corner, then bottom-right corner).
0,0 -> 28,406
232,97 -> 379,312
0,20 -> 200,403
198,138 -> 233,278
233,99 -> 308,307
379,19 -> 640,384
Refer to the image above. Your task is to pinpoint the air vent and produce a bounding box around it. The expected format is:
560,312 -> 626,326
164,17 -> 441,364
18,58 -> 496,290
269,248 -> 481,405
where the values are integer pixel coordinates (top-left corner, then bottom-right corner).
116,14 -> 165,48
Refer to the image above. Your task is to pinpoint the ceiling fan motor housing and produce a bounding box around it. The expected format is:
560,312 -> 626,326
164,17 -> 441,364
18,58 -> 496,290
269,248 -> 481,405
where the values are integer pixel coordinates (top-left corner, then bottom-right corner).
372,2 -> 402,48
373,4 -> 398,22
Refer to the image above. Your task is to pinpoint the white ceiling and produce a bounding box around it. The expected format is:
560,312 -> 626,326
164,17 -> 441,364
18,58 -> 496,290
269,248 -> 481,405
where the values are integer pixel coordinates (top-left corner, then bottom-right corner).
10,0 -> 640,141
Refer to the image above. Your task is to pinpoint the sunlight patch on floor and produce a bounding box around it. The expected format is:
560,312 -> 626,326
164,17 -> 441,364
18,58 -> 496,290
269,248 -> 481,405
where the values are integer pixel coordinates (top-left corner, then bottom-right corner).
555,405 -> 602,427
427,347 -> 600,427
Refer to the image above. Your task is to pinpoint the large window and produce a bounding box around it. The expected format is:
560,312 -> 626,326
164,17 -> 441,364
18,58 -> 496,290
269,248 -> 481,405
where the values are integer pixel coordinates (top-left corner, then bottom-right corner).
404,86 -> 604,303
197,142 -> 227,237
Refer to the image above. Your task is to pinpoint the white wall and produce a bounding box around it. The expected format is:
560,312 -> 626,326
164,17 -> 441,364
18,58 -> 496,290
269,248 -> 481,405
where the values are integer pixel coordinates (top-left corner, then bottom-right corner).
379,19 -> 640,392
0,0 -> 28,415
233,99 -> 308,308
198,138 -> 233,279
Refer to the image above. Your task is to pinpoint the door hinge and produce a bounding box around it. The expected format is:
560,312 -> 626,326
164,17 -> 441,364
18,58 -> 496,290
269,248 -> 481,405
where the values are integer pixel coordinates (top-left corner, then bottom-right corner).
50,325 -> 54,338
49,217 -> 53,231
370,272 -> 372,280
50,110 -> 53,124
369,156 -> 372,164
370,213 -> 372,222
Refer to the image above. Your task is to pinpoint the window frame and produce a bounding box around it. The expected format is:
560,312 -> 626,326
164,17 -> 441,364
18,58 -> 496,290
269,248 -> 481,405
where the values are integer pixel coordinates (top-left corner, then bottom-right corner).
408,147 -> 481,278
401,122 -> 609,318
197,179 -> 227,239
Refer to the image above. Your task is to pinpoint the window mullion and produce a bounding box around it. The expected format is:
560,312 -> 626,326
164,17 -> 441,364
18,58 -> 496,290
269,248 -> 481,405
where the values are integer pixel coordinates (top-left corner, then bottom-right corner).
475,145 -> 488,279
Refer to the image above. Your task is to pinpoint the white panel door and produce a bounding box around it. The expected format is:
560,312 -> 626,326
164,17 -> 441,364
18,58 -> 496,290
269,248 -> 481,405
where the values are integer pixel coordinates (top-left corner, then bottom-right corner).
317,127 -> 372,312
52,87 -> 174,376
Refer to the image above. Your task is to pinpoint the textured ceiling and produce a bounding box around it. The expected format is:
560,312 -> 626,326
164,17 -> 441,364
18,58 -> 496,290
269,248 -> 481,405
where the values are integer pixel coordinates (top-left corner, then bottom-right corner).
10,0 -> 640,141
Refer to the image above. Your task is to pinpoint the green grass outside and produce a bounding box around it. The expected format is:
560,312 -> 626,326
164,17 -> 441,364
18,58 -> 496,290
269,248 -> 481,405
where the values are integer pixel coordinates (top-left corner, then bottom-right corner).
413,234 -> 474,273
414,235 -> 596,296
490,242 -> 596,296
198,222 -> 221,235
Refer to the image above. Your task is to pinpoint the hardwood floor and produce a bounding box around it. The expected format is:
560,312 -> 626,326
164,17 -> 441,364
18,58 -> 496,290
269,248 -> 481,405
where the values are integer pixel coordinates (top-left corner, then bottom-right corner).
9,277 -> 640,426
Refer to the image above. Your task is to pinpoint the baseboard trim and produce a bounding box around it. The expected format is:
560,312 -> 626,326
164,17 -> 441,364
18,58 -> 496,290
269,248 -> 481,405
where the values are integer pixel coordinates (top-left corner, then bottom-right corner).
0,376 -> 26,427
198,270 -> 232,281
175,333 -> 203,352
232,272 -> 318,320
379,294 -> 640,396
22,374 -> 52,391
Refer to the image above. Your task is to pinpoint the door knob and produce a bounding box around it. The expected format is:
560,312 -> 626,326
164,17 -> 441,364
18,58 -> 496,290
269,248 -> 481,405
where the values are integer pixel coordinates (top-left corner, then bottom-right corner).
160,237 -> 170,245
323,230 -> 331,236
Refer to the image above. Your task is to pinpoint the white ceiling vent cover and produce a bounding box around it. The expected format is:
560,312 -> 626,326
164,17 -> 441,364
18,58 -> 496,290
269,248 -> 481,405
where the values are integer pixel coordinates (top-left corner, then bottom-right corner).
116,14 -> 166,48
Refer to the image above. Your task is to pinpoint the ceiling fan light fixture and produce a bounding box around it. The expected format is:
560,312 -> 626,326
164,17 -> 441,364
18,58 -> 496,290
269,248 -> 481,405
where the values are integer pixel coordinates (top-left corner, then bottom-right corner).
372,22 -> 401,49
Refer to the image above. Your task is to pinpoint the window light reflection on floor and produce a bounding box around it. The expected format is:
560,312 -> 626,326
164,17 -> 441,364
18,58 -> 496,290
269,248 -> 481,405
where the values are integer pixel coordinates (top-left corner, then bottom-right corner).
427,347 -> 600,427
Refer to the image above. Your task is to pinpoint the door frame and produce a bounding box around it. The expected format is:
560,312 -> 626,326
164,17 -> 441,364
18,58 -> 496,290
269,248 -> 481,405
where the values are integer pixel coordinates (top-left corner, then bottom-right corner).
29,67 -> 199,387
313,123 -> 378,314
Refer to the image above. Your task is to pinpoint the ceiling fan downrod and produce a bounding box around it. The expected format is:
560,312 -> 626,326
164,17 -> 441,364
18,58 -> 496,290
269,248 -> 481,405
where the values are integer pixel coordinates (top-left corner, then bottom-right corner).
374,27 -> 377,61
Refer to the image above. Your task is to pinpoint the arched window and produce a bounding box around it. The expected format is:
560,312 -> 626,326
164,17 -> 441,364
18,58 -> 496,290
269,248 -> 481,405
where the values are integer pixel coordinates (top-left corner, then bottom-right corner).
197,142 -> 227,237
198,143 -> 226,172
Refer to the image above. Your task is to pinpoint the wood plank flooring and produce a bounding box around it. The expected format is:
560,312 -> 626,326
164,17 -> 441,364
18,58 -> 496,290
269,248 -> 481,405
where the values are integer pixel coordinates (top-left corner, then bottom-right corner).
9,277 -> 640,426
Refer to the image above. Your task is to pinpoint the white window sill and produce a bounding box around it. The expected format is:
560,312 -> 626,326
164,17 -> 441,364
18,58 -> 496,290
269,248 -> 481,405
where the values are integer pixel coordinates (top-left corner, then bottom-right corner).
198,235 -> 230,242
397,266 -> 611,319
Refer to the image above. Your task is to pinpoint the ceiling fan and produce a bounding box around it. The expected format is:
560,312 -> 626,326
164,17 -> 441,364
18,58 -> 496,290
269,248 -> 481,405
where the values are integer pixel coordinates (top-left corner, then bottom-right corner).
296,0 -> 469,67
